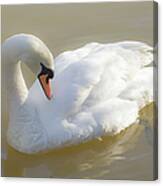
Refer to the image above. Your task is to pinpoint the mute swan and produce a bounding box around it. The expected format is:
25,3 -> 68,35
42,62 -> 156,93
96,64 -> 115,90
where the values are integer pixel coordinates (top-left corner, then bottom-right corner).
2,34 -> 153,154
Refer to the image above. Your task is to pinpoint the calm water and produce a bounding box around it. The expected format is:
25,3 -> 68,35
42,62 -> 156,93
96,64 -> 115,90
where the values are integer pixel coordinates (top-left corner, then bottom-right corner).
1,2 -> 156,180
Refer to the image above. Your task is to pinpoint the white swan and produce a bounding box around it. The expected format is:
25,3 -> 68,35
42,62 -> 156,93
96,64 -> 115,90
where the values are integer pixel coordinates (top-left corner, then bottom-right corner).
2,34 -> 153,154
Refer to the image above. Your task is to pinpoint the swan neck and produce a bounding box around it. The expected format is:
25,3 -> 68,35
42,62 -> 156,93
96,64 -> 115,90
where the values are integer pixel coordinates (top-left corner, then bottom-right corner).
6,60 -> 28,107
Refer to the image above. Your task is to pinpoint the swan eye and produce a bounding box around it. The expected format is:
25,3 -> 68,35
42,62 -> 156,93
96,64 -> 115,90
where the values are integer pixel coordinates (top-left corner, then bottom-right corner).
38,63 -> 54,79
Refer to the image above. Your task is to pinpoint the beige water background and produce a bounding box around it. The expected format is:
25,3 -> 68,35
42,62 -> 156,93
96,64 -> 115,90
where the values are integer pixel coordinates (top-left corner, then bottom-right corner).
1,2 -> 156,180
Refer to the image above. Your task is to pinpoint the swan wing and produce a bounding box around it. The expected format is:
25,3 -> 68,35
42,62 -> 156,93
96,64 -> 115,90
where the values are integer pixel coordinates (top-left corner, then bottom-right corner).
29,41 -> 153,121
43,98 -> 139,149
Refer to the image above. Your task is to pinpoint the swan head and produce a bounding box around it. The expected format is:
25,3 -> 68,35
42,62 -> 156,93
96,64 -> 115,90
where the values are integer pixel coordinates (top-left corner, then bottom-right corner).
4,34 -> 55,100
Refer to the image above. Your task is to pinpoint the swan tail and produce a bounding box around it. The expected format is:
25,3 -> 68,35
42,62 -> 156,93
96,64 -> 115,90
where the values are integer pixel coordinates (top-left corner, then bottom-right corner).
119,67 -> 153,109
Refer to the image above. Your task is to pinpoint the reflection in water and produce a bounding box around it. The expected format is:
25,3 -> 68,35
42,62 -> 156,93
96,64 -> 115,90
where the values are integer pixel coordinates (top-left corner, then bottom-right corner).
2,104 -> 154,180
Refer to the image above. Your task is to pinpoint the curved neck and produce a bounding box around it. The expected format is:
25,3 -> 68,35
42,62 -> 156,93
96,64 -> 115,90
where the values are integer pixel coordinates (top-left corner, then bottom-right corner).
5,60 -> 28,109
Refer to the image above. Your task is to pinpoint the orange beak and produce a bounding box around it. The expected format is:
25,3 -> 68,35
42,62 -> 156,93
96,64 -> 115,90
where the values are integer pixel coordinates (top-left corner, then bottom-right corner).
38,74 -> 52,100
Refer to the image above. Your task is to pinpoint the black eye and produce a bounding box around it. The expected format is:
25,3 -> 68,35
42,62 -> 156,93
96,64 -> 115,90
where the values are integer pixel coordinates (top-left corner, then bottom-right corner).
38,63 -> 54,79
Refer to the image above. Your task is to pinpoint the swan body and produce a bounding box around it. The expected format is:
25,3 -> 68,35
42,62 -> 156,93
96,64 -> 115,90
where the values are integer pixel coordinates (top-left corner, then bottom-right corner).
3,34 -> 153,154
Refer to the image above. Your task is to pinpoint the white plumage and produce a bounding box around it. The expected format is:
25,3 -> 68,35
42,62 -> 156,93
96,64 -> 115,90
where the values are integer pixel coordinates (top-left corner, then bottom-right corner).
3,34 -> 153,154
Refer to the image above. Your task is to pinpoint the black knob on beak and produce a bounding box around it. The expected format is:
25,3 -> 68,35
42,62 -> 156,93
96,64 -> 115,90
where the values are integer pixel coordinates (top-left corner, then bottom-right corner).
38,63 -> 54,79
